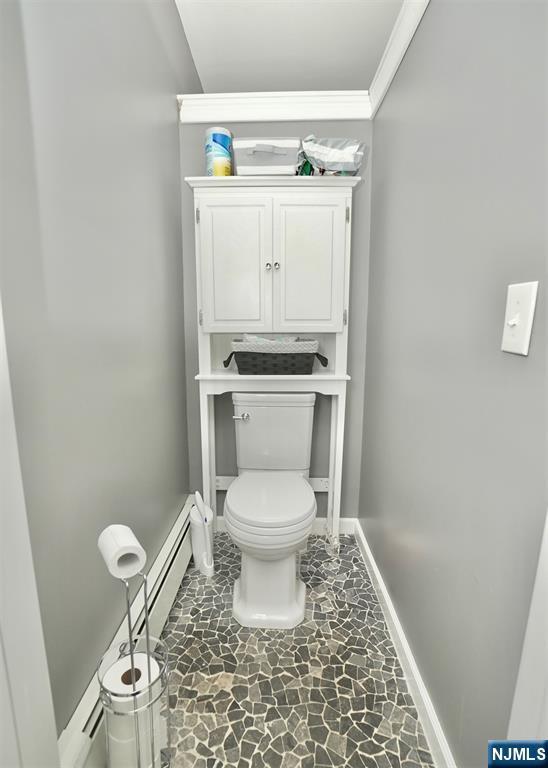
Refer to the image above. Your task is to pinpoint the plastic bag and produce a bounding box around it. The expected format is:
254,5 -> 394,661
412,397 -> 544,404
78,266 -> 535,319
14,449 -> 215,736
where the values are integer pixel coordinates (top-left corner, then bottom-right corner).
298,135 -> 368,176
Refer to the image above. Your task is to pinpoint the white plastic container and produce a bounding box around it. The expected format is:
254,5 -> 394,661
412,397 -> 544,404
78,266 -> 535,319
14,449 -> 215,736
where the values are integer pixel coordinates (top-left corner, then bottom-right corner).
233,137 -> 300,175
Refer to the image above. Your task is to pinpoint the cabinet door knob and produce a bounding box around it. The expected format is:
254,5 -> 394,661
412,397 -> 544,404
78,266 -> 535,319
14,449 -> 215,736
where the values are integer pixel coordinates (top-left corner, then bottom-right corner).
274,262 -> 280,270
233,412 -> 250,422
265,262 -> 272,271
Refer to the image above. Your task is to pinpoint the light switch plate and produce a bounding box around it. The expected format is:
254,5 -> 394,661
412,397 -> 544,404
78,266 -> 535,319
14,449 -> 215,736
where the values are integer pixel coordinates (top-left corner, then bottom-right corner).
501,281 -> 539,355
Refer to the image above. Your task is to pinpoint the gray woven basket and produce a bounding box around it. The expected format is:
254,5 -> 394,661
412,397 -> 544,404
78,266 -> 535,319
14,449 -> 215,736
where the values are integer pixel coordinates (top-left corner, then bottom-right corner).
223,338 -> 328,375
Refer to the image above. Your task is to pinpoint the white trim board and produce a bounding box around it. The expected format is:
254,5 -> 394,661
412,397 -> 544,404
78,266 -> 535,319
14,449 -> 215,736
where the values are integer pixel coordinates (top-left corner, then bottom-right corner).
177,91 -> 371,124
368,0 -> 430,117
353,520 -> 456,768
508,506 -> 548,737
58,496 -> 194,768
1,284 -> 59,767
176,1 -> 430,124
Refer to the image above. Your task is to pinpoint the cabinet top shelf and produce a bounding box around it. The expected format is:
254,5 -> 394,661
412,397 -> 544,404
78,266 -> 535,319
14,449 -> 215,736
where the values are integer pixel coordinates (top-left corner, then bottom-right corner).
185,176 -> 361,189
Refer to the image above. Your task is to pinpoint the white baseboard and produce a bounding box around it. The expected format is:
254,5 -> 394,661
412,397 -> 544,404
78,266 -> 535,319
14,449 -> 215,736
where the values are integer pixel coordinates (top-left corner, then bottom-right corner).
508,506 -> 548,737
353,520 -> 456,768
215,515 -> 357,536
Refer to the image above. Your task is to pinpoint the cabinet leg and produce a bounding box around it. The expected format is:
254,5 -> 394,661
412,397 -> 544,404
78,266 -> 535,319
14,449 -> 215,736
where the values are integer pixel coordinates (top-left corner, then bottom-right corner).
199,390 -> 217,514
327,392 -> 346,543
327,397 -> 337,538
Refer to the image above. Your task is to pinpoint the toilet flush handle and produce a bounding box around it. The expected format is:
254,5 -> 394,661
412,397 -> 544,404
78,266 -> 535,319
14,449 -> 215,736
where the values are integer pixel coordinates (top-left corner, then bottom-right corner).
233,412 -> 250,422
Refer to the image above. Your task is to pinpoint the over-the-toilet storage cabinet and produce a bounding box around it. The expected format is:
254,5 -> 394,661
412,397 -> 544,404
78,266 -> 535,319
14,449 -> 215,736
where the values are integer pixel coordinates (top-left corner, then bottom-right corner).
186,176 -> 360,542
198,194 -> 346,332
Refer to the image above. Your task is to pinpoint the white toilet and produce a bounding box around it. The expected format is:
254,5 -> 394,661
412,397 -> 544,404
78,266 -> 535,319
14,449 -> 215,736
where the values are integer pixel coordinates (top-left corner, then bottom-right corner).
224,392 -> 317,629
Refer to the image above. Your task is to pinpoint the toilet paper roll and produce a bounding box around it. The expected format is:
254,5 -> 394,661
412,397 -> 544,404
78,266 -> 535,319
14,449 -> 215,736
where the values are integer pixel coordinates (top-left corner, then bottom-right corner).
98,525 -> 146,580
102,653 -> 162,768
102,652 -> 160,699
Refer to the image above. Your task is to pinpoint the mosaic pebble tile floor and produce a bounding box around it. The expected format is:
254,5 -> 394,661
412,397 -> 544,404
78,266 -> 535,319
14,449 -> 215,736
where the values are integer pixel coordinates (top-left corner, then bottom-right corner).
161,534 -> 435,768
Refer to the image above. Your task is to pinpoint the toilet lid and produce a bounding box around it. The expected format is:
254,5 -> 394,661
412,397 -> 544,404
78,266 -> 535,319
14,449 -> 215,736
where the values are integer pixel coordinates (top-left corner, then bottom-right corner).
225,473 -> 316,529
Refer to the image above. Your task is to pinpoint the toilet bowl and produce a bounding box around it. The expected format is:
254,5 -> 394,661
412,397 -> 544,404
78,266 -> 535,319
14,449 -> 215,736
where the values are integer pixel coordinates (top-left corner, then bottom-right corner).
225,393 -> 317,629
225,472 -> 316,628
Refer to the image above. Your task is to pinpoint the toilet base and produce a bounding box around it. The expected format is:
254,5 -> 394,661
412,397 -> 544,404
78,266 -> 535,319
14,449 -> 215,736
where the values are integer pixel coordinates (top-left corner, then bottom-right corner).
232,551 -> 306,629
233,577 -> 305,629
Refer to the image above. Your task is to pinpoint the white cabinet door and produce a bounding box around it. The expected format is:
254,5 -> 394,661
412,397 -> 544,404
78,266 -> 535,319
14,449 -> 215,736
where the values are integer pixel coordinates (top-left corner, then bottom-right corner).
198,196 -> 273,331
273,196 -> 347,332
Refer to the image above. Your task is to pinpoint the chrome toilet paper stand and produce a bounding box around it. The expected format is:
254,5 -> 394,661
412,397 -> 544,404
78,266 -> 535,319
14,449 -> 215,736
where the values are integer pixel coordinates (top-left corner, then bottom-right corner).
122,571 -> 154,768
97,570 -> 170,768
97,525 -> 171,768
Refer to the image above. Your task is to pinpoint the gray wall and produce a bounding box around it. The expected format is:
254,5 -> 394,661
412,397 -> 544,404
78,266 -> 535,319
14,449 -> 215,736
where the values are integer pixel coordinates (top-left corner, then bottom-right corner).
180,122 -> 372,518
360,2 -> 547,766
0,0 -> 201,732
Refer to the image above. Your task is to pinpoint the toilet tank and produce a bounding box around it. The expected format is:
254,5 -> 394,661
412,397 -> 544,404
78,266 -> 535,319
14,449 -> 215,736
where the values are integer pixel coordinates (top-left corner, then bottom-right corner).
232,393 -> 316,472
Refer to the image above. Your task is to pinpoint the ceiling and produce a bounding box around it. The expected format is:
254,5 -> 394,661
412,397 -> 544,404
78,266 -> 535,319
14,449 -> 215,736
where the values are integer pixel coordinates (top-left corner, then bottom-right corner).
175,0 -> 403,93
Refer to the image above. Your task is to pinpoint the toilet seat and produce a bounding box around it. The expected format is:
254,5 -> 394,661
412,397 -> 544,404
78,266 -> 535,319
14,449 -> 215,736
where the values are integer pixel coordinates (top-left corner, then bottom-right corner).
225,473 -> 316,530
225,511 -> 314,553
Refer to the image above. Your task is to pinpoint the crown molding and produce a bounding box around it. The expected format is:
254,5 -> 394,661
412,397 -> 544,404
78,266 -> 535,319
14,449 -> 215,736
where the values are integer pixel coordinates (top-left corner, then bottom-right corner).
369,0 -> 430,117
177,90 -> 372,124
176,1 -> 430,124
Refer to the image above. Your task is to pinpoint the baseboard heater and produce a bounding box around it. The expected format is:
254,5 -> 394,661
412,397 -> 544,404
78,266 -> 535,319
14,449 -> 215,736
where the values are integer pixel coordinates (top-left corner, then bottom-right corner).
58,496 -> 194,768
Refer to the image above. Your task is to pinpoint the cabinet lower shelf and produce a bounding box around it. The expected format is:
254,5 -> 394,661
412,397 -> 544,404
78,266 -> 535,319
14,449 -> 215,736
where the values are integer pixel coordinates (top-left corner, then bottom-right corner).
196,372 -> 350,396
